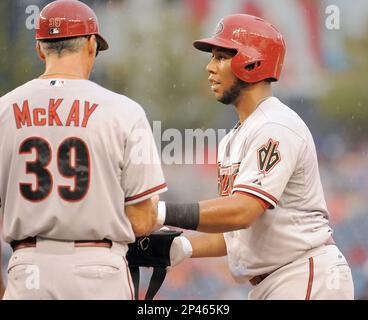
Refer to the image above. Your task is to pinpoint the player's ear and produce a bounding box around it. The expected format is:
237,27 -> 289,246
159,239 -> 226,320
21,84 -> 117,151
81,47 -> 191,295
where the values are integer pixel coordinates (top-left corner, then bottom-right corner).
36,41 -> 46,62
87,35 -> 98,57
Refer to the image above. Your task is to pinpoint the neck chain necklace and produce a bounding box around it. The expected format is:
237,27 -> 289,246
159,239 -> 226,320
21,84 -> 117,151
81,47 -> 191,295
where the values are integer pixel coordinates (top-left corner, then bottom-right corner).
39,72 -> 84,79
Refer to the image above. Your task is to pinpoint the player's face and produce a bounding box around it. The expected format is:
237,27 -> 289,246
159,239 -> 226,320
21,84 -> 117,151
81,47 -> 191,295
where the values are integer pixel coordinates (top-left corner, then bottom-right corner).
206,47 -> 244,104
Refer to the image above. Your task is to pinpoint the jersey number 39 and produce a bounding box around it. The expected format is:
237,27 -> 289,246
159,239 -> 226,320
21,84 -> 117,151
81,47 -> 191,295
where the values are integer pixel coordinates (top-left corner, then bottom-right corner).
19,137 -> 90,202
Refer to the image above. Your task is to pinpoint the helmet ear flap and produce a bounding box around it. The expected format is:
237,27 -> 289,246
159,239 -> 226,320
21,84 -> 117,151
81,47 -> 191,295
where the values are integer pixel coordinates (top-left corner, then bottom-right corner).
231,51 -> 263,83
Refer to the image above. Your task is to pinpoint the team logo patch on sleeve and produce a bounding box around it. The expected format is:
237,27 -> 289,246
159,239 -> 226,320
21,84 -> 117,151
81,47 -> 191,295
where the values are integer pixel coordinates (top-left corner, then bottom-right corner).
257,138 -> 281,174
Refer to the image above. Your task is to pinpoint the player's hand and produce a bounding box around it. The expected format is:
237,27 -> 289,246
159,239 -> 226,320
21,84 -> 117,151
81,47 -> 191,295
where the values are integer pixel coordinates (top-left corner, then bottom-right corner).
169,236 -> 193,267
146,195 -> 162,231
153,197 -> 165,230
151,195 -> 160,207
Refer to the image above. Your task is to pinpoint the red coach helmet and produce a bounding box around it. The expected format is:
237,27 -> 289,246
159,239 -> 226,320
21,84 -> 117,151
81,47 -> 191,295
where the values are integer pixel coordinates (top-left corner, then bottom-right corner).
193,14 -> 285,83
36,0 -> 108,51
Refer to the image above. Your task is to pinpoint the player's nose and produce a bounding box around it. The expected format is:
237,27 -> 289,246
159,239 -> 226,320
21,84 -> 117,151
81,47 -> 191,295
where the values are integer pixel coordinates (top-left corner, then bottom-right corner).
206,57 -> 217,74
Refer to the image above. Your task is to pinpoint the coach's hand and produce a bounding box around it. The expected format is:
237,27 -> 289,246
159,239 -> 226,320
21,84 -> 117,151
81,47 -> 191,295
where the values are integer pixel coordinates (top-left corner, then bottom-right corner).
170,236 -> 193,267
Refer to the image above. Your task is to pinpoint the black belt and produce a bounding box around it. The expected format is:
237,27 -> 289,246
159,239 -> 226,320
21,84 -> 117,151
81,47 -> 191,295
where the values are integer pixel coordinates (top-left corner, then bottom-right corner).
10,237 -> 112,251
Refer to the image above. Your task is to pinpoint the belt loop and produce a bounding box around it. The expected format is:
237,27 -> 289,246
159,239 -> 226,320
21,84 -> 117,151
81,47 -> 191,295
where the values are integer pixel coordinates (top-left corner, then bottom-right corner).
111,241 -> 128,256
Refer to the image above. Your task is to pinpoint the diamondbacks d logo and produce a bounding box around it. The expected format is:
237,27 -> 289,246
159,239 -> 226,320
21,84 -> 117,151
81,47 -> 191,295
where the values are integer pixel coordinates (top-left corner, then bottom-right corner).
257,139 -> 281,174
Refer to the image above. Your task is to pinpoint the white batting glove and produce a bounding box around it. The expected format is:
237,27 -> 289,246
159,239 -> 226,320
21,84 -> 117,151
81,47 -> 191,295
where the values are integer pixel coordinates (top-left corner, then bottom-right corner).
170,236 -> 193,267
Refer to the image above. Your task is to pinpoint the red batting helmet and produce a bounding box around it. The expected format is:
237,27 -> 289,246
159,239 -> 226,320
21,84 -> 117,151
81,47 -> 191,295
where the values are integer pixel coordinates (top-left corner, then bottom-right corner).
36,0 -> 108,51
193,14 -> 285,83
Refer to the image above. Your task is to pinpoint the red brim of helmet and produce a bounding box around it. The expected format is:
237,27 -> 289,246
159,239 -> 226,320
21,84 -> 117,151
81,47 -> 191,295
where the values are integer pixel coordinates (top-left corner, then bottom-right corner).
96,34 -> 109,51
193,37 -> 239,52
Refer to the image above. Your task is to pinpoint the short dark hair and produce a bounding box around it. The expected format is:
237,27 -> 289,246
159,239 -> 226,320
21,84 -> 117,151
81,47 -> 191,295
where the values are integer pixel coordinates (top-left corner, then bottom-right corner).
39,36 -> 89,57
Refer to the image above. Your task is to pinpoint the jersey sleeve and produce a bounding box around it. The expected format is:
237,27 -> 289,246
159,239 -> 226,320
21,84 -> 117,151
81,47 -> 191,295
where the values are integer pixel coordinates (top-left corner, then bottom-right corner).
231,123 -> 304,209
122,115 -> 167,205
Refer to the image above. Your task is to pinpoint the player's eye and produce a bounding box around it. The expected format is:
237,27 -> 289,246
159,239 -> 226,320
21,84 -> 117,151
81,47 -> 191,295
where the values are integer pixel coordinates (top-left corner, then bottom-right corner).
211,52 -> 228,61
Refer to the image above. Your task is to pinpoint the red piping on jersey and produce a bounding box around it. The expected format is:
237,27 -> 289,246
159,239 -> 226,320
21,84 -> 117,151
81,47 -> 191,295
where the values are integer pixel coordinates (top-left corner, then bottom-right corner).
233,190 -> 270,210
305,257 -> 314,300
125,183 -> 167,202
232,184 -> 278,205
123,256 -> 134,300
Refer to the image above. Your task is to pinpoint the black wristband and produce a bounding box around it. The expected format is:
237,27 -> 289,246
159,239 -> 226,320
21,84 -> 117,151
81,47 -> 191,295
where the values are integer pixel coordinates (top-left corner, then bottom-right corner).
164,203 -> 200,230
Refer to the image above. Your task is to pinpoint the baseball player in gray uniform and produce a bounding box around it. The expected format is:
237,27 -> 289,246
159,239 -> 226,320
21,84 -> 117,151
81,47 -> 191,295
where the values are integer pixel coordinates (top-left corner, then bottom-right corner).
158,14 -> 354,299
0,0 -> 166,299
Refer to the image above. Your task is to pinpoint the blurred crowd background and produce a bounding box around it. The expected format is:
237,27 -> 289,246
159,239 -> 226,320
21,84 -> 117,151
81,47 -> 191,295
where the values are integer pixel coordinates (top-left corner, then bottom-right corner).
1,0 -> 368,299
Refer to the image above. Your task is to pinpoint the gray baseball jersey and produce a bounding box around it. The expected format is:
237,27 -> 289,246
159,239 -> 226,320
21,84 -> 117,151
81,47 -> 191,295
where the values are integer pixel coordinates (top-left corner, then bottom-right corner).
0,79 -> 167,243
218,97 -> 332,282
